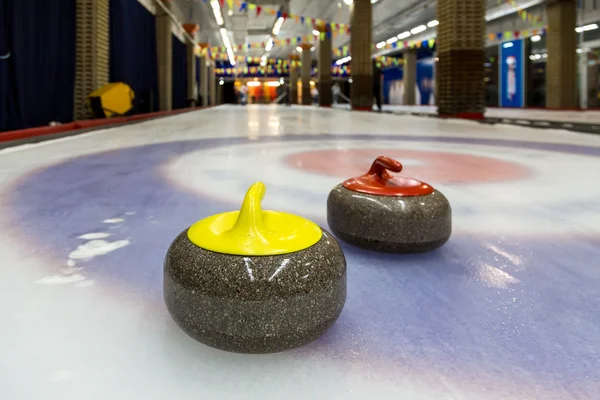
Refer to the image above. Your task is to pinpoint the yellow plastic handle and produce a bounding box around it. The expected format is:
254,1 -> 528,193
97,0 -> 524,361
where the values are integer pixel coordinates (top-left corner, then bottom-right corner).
187,182 -> 322,256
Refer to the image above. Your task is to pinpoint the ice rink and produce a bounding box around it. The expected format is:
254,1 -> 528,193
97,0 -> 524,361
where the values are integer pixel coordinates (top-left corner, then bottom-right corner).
1,105 -> 599,399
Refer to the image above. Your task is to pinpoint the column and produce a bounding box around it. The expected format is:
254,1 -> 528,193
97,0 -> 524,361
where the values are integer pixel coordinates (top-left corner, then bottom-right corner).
73,0 -> 110,120
199,44 -> 209,106
317,24 -> 333,107
183,24 -> 199,107
403,49 -> 417,105
155,0 -> 173,111
300,44 -> 313,105
289,55 -> 300,104
437,0 -> 485,118
546,0 -> 577,109
349,0 -> 373,110
210,63 -> 217,106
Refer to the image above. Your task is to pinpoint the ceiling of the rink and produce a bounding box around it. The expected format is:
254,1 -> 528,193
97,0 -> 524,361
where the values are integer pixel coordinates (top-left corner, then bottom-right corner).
172,0 -> 544,62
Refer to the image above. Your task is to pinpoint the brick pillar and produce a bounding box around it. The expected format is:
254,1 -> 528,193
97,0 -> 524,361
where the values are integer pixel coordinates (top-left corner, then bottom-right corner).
183,24 -> 199,107
300,44 -> 313,105
317,25 -> 333,107
403,50 -> 417,105
74,0 -> 110,120
350,0 -> 373,110
199,44 -> 209,107
289,55 -> 300,104
546,0 -> 577,109
155,0 -> 172,111
210,63 -> 217,106
437,0 -> 485,118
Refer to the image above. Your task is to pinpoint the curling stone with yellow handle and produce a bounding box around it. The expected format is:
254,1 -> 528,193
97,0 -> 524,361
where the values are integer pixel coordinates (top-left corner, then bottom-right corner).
327,156 -> 452,253
164,182 -> 347,353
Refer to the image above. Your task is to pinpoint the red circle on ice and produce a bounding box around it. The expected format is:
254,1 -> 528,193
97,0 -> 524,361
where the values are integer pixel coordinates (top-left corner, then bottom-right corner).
283,148 -> 531,184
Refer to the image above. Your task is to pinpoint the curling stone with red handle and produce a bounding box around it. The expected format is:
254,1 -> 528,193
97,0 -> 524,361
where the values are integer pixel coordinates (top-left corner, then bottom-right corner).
327,156 -> 451,253
164,182 -> 346,354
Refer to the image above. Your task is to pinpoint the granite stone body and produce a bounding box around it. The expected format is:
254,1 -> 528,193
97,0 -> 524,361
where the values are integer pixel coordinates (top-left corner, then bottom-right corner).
164,229 -> 346,354
327,184 -> 452,253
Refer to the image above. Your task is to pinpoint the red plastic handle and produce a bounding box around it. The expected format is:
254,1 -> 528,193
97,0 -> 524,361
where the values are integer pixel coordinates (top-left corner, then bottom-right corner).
367,156 -> 403,180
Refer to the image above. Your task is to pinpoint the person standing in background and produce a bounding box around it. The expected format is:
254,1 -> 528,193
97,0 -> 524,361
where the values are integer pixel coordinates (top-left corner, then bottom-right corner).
332,82 -> 341,104
373,59 -> 383,112
239,83 -> 249,105
311,85 -> 319,105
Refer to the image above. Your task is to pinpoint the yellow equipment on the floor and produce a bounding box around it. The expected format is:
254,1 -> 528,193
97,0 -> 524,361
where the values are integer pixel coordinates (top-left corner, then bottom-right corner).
88,82 -> 135,118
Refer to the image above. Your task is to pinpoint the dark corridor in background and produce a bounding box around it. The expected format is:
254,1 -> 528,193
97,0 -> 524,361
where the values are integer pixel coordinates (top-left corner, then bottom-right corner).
0,0 -> 76,131
110,0 -> 159,115
222,82 -> 237,104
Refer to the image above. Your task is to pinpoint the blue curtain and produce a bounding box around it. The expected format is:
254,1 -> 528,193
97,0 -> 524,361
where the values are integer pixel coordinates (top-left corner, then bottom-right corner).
172,35 -> 187,110
0,0 -> 76,131
0,1 -> 9,129
110,0 -> 158,114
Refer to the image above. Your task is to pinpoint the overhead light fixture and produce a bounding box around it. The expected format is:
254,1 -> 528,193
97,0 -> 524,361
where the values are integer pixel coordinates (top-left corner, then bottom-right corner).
267,81 -> 280,87
296,46 -> 303,52
343,0 -> 353,5
312,29 -> 320,36
410,25 -> 427,35
247,81 -> 261,87
336,56 -> 351,65
265,37 -> 274,51
575,23 -> 599,33
530,35 -> 541,42
542,53 -> 547,58
397,31 -> 411,40
210,0 -> 224,26
376,41 -> 386,49
503,42 -> 514,48
220,27 -> 236,66
387,37 -> 398,44
348,78 -> 353,83
219,79 -> 225,85
272,17 -> 284,35
220,28 -> 230,47
371,0 -> 379,3
427,20 -> 439,28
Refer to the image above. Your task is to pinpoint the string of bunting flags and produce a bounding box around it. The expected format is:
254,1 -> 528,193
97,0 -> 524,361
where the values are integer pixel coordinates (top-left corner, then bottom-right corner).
202,0 -> 350,33
203,37 -> 437,59
214,56 -> 405,77
500,0 -> 543,26
211,24 -> 547,76
487,27 -> 546,42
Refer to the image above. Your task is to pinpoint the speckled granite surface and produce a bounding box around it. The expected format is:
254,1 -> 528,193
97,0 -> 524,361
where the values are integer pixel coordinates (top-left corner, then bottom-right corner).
164,229 -> 346,354
327,185 -> 452,253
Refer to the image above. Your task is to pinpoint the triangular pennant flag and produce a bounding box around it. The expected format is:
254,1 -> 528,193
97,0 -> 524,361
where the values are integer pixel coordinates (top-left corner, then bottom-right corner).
256,5 -> 262,16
